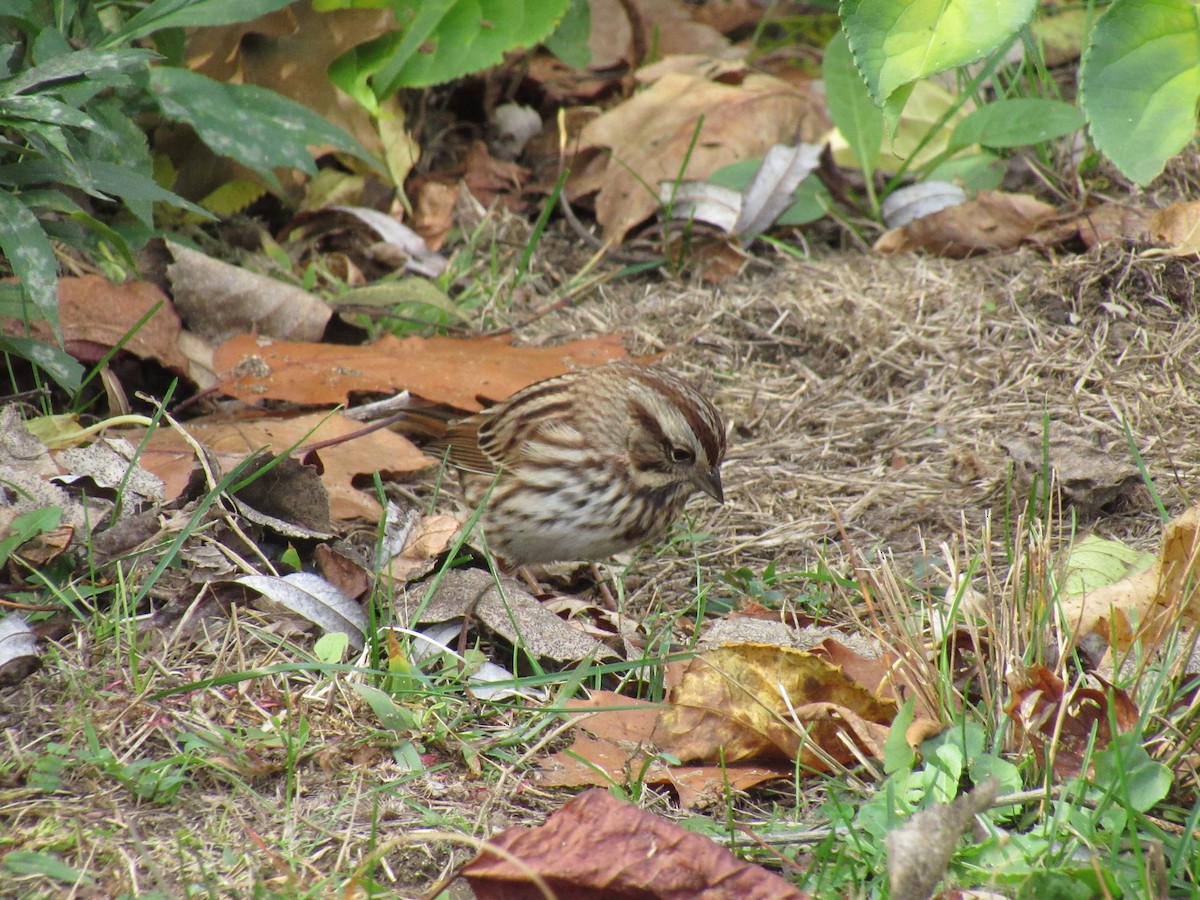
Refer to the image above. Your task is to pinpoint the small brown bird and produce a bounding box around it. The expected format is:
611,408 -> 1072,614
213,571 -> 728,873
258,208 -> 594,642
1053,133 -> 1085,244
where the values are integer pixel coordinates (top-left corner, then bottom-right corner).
433,361 -> 726,564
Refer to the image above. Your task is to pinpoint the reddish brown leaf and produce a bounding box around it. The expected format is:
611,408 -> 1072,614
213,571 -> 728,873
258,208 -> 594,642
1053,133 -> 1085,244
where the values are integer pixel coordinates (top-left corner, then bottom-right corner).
2,276 -> 187,373
1005,664 -> 1139,779
465,788 -> 808,899
874,191 -> 1057,258
212,332 -> 629,411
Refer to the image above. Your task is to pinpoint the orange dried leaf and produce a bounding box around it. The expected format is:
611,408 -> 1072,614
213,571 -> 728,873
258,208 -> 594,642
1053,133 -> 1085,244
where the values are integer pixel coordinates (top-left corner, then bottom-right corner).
212,332 -> 628,411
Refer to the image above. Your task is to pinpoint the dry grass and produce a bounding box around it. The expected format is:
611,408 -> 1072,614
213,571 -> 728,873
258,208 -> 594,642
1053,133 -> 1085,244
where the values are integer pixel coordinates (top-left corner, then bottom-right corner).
4,236 -> 1200,896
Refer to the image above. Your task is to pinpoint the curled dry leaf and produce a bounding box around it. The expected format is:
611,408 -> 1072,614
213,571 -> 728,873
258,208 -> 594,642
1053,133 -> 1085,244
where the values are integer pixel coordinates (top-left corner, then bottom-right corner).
397,568 -> 615,664
874,191 -> 1057,258
1003,424 -> 1141,518
1004,664 -> 1138,779
0,614 -> 40,687
464,788 -> 808,899
577,71 -> 819,242
1058,504 -> 1200,652
656,642 -> 898,769
384,513 -> 461,582
167,241 -> 332,343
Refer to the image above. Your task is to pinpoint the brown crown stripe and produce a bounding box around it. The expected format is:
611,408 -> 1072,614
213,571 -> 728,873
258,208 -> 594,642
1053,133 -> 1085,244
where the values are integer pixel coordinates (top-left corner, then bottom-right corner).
628,367 -> 724,466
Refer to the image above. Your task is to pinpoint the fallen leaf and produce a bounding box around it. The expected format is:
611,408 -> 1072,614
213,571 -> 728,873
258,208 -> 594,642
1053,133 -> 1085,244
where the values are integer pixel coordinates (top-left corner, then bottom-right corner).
1003,426 -> 1142,518
0,614 -> 40,687
1148,200 -> 1200,255
577,71 -> 819,242
167,241 -> 333,343
237,572 -> 367,651
464,788 -> 809,899
534,690 -> 788,807
133,411 -> 431,521
1059,504 -> 1200,652
1004,664 -> 1138,779
385,514 -> 461,582
399,568 -> 616,664
656,642 -> 898,769
874,191 -> 1057,257
2,276 -> 187,373
212,332 -> 629,411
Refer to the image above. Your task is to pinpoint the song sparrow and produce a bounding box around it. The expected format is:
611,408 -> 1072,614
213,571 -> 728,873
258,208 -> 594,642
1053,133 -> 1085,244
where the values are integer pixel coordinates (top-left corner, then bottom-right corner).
433,361 -> 726,564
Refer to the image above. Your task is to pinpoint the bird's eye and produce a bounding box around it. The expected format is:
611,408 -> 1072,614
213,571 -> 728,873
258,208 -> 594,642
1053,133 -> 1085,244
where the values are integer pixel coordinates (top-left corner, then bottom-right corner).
669,445 -> 695,464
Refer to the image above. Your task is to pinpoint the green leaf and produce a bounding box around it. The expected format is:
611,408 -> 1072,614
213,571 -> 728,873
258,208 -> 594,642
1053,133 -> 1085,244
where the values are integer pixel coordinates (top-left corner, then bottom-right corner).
1,48 -> 156,96
149,68 -> 377,184
3,850 -> 95,885
0,336 -> 84,392
0,507 -> 63,566
0,95 -> 98,129
840,0 -> 1036,104
1080,0 -> 1200,185
351,683 -> 418,732
101,0 -> 299,47
336,0 -> 571,99
823,29 -> 883,176
0,189 -> 60,341
544,0 -> 592,69
949,97 -> 1084,150
1094,735 -> 1172,815
882,696 -> 916,774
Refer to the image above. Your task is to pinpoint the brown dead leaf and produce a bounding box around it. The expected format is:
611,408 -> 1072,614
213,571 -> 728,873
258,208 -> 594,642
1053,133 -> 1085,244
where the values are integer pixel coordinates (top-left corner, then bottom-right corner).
401,568 -> 615,663
410,180 -> 458,251
1148,200 -> 1200,255
583,0 -> 733,72
314,543 -> 371,601
1059,504 -> 1200,651
212,332 -> 628,411
655,643 -> 898,769
2,276 -> 187,373
1031,202 -> 1153,249
534,690 -> 787,808
1005,665 -> 1138,779
385,514 -> 460,582
874,191 -> 1057,258
462,140 -> 531,210
576,71 -> 820,242
1004,425 -> 1142,518
133,412 -> 430,521
167,242 -> 332,343
464,788 -> 809,899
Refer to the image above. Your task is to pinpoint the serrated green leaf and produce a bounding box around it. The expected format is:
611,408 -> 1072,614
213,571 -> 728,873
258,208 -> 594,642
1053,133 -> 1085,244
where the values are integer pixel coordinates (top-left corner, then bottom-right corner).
0,189 -> 59,340
950,97 -> 1084,150
824,29 -> 883,175
348,0 -> 572,95
840,0 -> 1036,103
149,68 -> 377,184
1080,0 -> 1200,185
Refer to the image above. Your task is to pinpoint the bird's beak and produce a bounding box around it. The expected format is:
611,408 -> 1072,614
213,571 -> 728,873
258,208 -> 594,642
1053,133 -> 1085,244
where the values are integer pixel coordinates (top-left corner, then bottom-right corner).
694,466 -> 724,504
